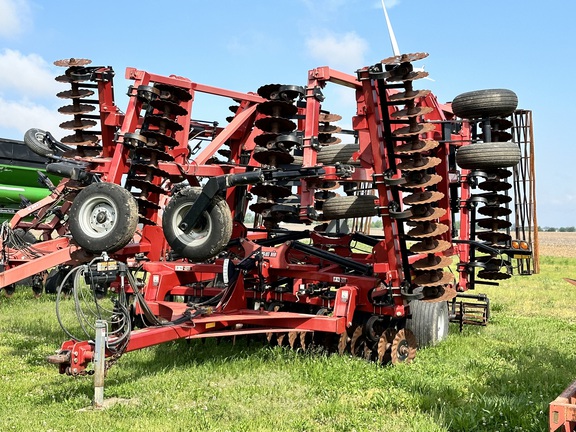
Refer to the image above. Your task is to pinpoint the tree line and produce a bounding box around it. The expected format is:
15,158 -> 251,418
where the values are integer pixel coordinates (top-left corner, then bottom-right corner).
538,226 -> 576,232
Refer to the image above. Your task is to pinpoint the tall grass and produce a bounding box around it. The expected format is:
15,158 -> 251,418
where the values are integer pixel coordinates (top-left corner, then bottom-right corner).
1,256 -> 575,431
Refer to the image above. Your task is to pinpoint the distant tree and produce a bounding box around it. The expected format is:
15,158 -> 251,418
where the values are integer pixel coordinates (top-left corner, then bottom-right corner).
567,226 -> 576,232
371,219 -> 383,228
559,227 -> 567,232
545,227 -> 557,232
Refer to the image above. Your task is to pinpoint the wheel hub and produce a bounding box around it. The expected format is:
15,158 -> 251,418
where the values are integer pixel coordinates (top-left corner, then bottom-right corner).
95,211 -> 107,224
397,340 -> 410,361
90,204 -> 114,232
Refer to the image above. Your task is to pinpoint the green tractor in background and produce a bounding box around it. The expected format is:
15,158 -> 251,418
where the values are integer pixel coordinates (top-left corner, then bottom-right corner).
0,131 -> 63,296
0,136 -> 61,220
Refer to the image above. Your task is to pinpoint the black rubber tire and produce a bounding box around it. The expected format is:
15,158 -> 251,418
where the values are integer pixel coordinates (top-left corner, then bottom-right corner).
317,143 -> 360,166
406,300 -> 449,348
45,266 -> 73,294
322,195 -> 378,219
24,128 -> 53,157
162,187 -> 233,262
69,182 -> 138,253
452,89 -> 518,119
456,142 -> 521,170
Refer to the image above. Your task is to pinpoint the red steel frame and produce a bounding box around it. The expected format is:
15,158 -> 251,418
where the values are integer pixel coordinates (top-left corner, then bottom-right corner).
550,380 -> 576,431
0,57 -> 490,378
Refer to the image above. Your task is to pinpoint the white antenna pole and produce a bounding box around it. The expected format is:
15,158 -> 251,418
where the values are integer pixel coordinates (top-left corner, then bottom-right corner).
381,0 -> 400,56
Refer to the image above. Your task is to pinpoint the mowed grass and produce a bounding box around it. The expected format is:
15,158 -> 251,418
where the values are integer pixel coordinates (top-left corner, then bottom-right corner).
1,255 -> 575,431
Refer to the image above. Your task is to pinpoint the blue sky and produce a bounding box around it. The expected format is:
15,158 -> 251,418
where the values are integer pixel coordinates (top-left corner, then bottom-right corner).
0,0 -> 573,227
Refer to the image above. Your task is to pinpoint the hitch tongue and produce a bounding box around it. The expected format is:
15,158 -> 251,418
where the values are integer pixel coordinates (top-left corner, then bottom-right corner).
46,350 -> 71,365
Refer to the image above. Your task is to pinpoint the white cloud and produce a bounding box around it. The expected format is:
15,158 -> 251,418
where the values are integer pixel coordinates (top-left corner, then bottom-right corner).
0,49 -> 60,98
305,31 -> 368,73
0,97 -> 63,140
0,0 -> 31,38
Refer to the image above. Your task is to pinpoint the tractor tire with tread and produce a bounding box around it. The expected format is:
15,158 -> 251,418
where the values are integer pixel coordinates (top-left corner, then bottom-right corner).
69,182 -> 139,253
317,143 -> 360,166
289,144 -> 360,167
322,195 -> 378,219
24,128 -> 53,157
452,89 -> 518,119
456,142 -> 521,170
406,300 -> 449,348
163,187 -> 233,262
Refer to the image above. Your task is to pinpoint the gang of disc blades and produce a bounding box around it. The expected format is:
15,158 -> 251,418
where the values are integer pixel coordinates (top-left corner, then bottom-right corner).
395,139 -> 439,155
420,285 -> 457,303
127,178 -> 165,195
133,145 -> 174,161
403,173 -> 442,189
252,148 -> 294,166
59,119 -> 97,130
318,124 -> 342,134
475,192 -> 512,205
407,222 -> 449,238
397,156 -> 441,172
255,116 -> 296,134
58,104 -> 95,115
381,52 -> 428,65
477,270 -> 512,280
60,134 -> 99,146
476,230 -> 511,243
409,205 -> 446,222
257,100 -> 297,117
145,114 -> 183,132
403,190 -> 444,206
477,218 -> 512,230
478,180 -> 512,192
257,84 -> 282,100
389,89 -> 431,102
412,255 -> 453,271
387,70 -> 429,83
54,58 -> 92,67
319,113 -> 342,123
391,106 -> 434,119
56,89 -> 94,99
140,130 -> 179,148
413,271 -> 454,287
154,84 -> 192,102
393,122 -> 435,138
150,98 -> 188,116
410,239 -> 451,254
478,205 -> 512,217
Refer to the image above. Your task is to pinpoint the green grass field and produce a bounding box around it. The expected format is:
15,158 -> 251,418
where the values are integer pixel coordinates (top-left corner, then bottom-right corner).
1,255 -> 575,431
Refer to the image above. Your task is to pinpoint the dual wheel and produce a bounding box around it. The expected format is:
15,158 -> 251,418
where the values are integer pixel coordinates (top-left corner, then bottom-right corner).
453,88 -> 521,170
68,183 -> 232,262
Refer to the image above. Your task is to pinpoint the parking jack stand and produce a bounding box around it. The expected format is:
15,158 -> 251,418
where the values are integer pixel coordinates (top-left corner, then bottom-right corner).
93,320 -> 107,408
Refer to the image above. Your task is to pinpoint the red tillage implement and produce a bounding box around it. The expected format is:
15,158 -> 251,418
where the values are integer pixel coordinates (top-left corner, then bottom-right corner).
0,55 -> 534,377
